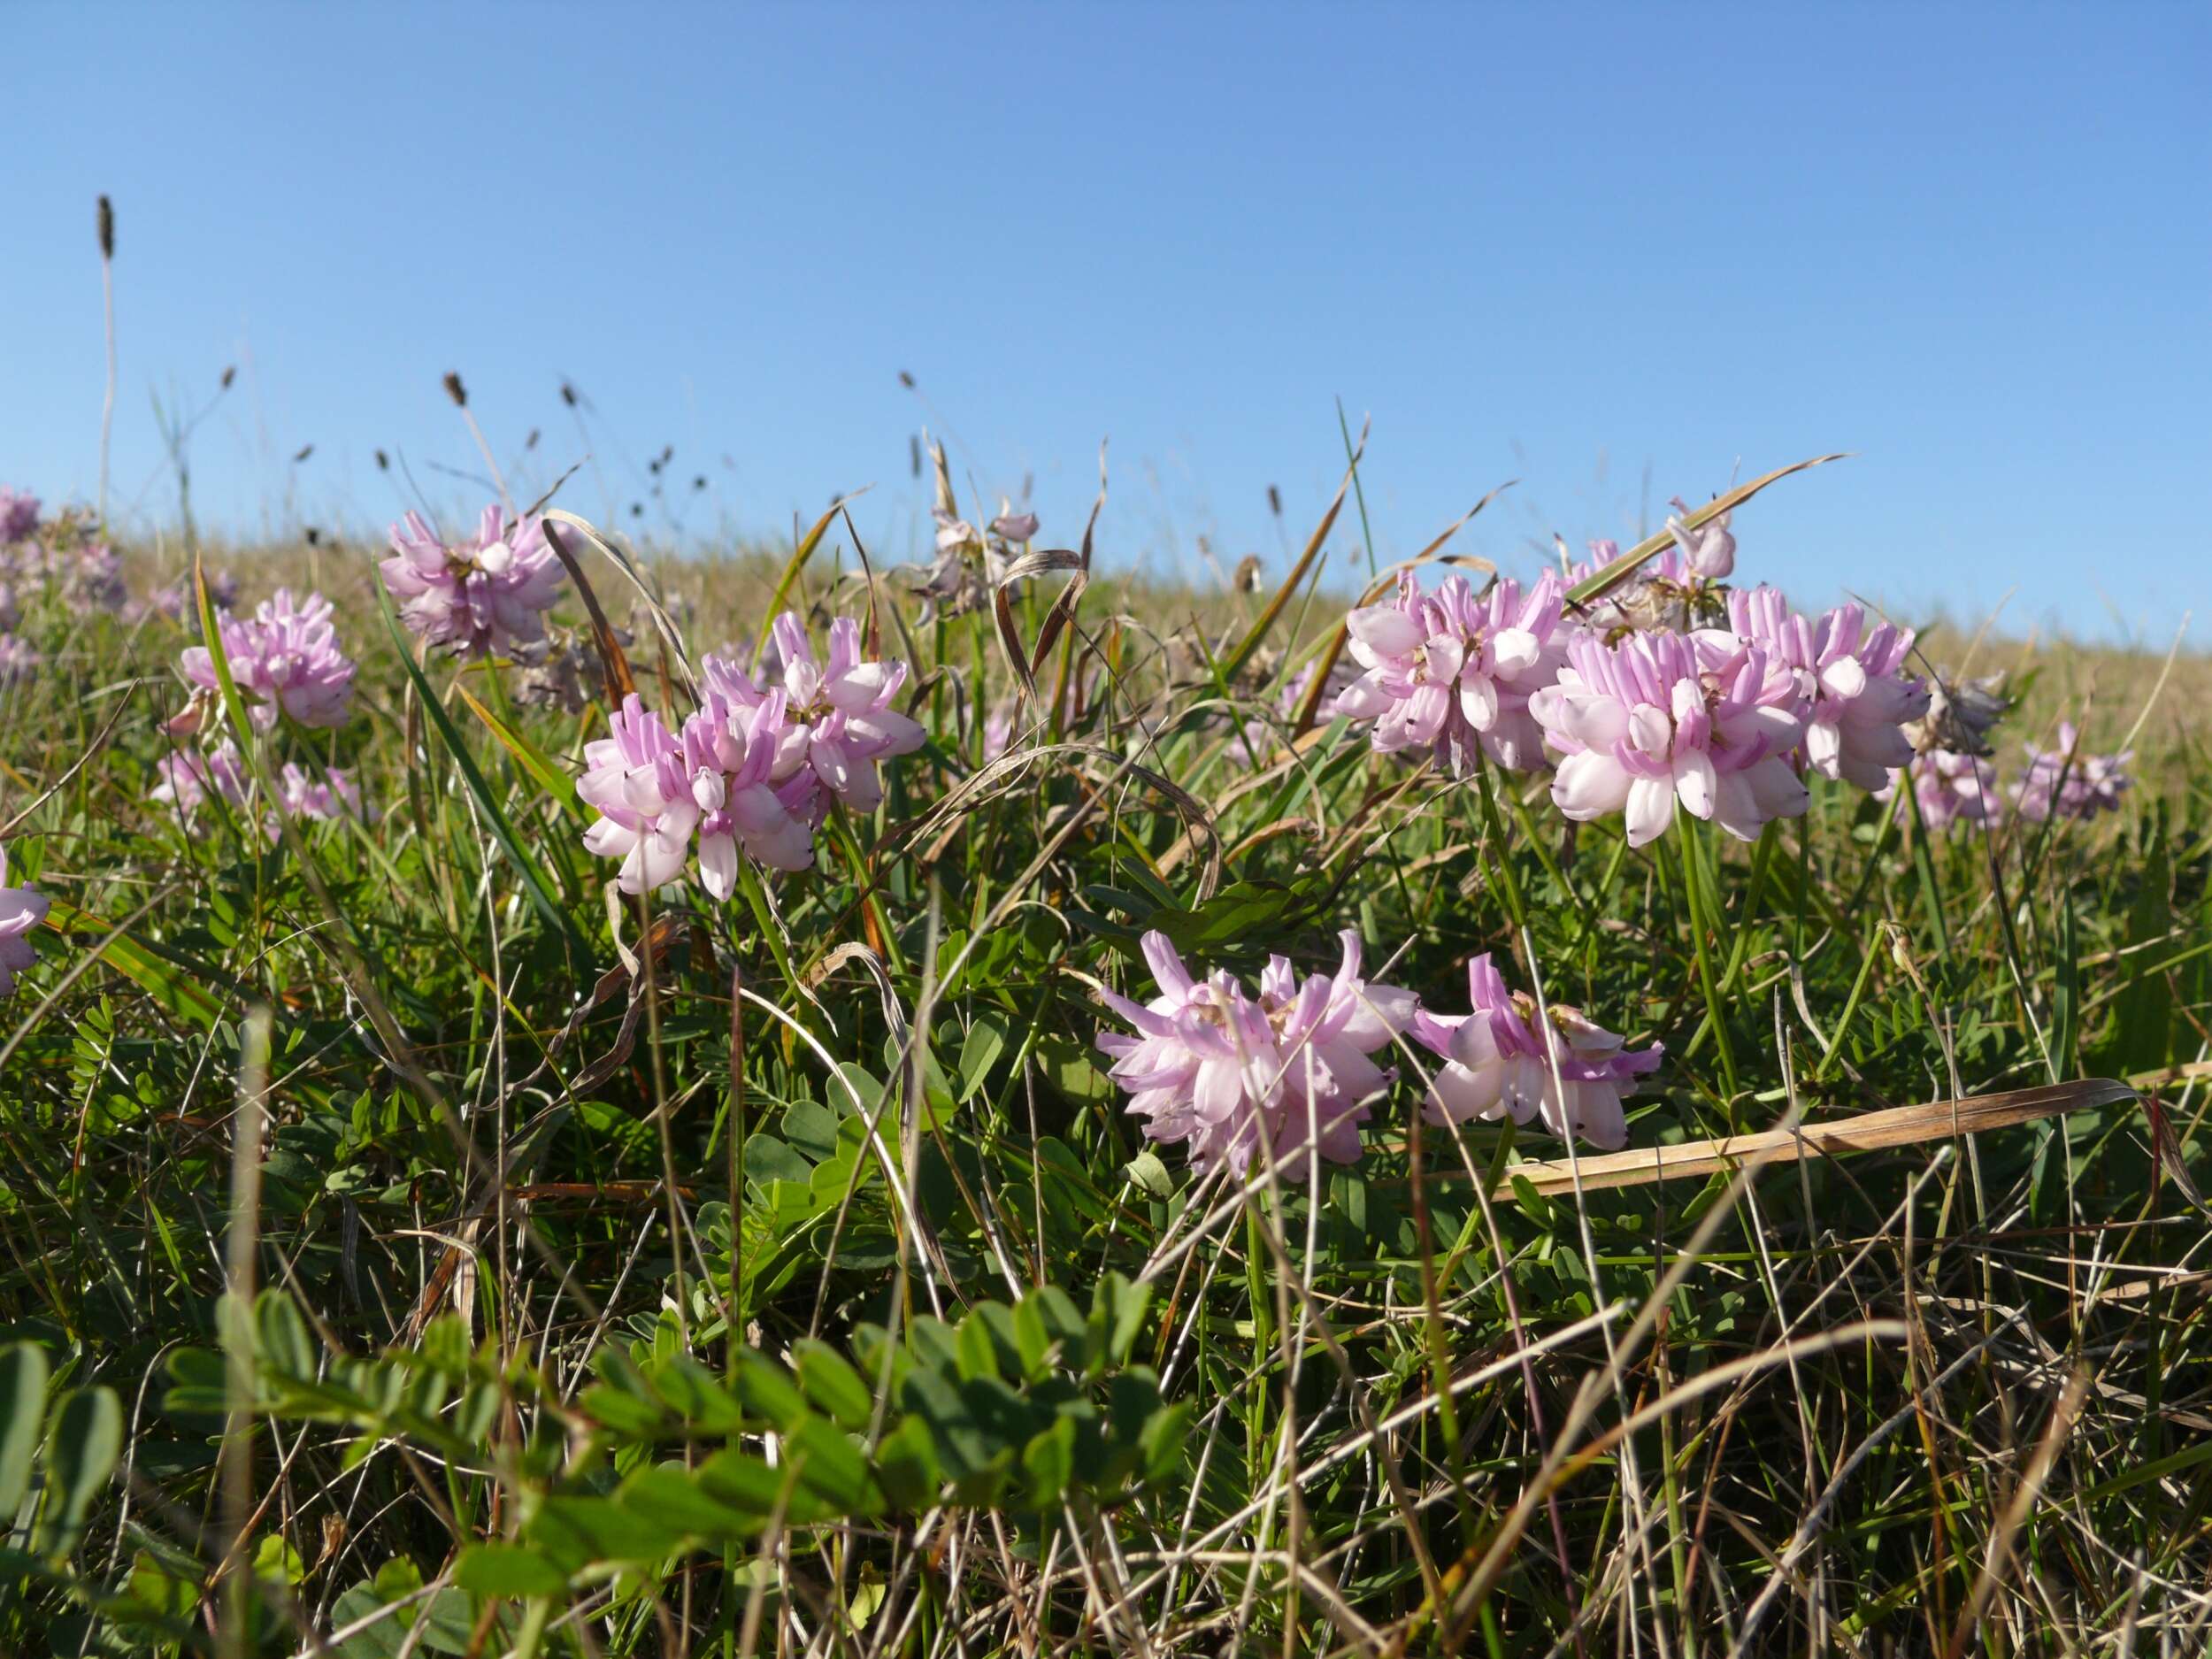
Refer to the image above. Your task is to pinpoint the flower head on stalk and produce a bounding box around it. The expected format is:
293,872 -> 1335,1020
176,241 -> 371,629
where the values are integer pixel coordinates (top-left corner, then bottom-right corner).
1336,570 -> 1570,772
680,687 -> 817,892
1094,931 -> 1414,1179
2011,722 -> 2133,822
0,634 -> 39,688
765,613 -> 926,813
1724,588 -> 1928,791
1878,749 -> 2004,832
1532,628 -> 1808,846
1410,954 -> 1662,1149
0,489 -> 40,546
177,588 -> 357,733
578,695 -> 700,895
382,506 -> 565,657
0,843 -> 47,999
151,741 -> 251,818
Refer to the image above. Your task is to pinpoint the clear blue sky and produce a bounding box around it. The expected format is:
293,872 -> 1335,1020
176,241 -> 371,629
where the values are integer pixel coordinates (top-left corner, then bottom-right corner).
8,3 -> 2208,642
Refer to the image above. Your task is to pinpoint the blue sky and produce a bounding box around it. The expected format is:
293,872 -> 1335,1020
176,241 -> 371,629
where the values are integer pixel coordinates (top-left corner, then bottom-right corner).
7,3 -> 2207,641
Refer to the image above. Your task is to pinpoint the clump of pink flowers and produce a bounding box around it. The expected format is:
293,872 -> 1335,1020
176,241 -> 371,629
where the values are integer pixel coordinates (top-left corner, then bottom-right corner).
0,488 -> 39,546
1410,953 -> 1662,1150
576,611 -> 924,895
1336,570 -> 1570,772
2012,723 -> 2133,822
176,589 -> 357,732
0,844 -> 45,999
1724,589 -> 1929,792
1532,629 -> 1809,845
0,634 -> 38,688
153,741 -> 367,837
382,506 -> 565,657
1094,931 -> 1414,1178
1880,749 -> 2004,832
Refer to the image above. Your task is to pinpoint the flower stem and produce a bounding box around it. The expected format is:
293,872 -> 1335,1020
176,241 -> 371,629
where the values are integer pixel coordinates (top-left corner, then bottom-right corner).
1676,813 -> 1740,1112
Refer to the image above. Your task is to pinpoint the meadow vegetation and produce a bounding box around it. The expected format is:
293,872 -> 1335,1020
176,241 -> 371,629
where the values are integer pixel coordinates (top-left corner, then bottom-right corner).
0,430 -> 2205,1659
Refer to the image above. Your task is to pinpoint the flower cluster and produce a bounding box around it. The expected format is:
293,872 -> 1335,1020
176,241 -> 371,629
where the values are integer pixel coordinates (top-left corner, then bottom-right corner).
1095,932 -> 1415,1178
177,588 -> 357,732
151,741 -> 367,838
382,506 -> 566,657
0,488 -> 38,546
1097,933 -> 1660,1171
578,612 -> 925,895
1879,749 -> 2004,832
1337,571 -> 1570,772
1533,628 -> 1809,846
0,844 -> 45,1000
1724,589 -> 1929,792
2012,723 -> 2133,822
1410,954 -> 1663,1149
0,634 -> 39,689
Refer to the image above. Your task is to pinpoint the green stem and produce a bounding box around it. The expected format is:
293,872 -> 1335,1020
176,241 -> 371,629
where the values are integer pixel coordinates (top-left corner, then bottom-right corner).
1677,815 -> 1740,1110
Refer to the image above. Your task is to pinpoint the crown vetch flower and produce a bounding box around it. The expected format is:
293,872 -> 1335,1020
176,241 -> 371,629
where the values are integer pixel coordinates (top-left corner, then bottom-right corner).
180,588 -> 357,731
151,741 -> 251,818
578,695 -> 700,895
680,687 -> 817,891
1725,589 -> 1929,791
1095,931 -> 1413,1179
1663,497 -> 1736,580
64,543 -> 128,616
2011,722 -> 2133,822
1879,749 -> 2003,832
0,844 -> 46,999
0,489 -> 39,545
766,613 -> 926,813
1532,629 -> 1808,846
1336,570 -> 1570,772
382,506 -> 565,657
1410,954 -> 1662,1149
275,762 -> 370,825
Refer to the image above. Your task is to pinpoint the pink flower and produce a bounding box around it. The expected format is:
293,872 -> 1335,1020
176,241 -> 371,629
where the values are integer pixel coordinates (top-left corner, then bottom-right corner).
2011,722 -> 2133,822
0,489 -> 39,546
1411,954 -> 1662,1150
382,506 -> 565,657
1532,629 -> 1808,846
1095,931 -> 1414,1179
1663,497 -> 1736,580
578,695 -> 700,895
0,633 -> 38,687
766,613 -> 926,813
1336,570 -> 1571,772
987,505 -> 1040,544
1878,749 -> 2002,832
1725,589 -> 1929,791
149,569 -> 239,623
680,687 -> 817,890
180,589 -> 357,731
62,543 -> 127,616
0,843 -> 46,999
151,741 -> 251,818
275,762 -> 370,825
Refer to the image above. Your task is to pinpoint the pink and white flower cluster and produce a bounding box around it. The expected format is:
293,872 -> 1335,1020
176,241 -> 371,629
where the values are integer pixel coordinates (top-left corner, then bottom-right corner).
382,506 -> 566,657
1533,628 -> 1809,846
2012,723 -> 2133,822
177,588 -> 357,732
0,844 -> 46,1000
1095,932 -> 1415,1178
1880,749 -> 2006,832
1337,571 -> 1569,772
1410,954 -> 1663,1150
578,612 -> 926,895
1098,933 -> 1661,1172
152,741 -> 368,838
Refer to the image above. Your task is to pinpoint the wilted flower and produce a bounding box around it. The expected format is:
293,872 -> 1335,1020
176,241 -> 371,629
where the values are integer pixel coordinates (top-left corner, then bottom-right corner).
987,503 -> 1040,544
0,634 -> 38,687
1878,749 -> 2003,832
1336,570 -> 1571,772
0,843 -> 47,999
179,589 -> 357,731
1664,497 -> 1736,580
1907,670 -> 2010,757
1532,629 -> 1808,845
0,489 -> 39,545
1411,954 -> 1662,1149
578,695 -> 700,895
1724,589 -> 1928,790
382,506 -> 565,657
2012,722 -> 2133,822
1095,931 -> 1415,1178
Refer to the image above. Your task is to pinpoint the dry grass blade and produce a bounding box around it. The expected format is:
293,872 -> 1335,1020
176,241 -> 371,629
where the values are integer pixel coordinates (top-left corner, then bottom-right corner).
1563,452 -> 1849,607
1492,1078 -> 2135,1197
537,516 -> 639,703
